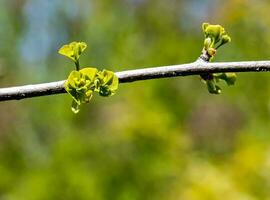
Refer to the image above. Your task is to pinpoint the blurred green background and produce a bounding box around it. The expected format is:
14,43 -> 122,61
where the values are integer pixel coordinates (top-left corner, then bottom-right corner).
1,0 -> 270,199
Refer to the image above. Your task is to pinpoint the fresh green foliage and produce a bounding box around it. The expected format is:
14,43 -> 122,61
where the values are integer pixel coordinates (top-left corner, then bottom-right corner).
214,73 -> 237,86
58,41 -> 87,70
202,23 -> 231,55
64,68 -> 97,113
95,70 -> 119,97
201,23 -> 236,94
59,42 -> 118,113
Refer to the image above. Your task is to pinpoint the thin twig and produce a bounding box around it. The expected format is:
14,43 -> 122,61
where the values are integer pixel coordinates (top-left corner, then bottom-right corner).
1,56 -> 270,101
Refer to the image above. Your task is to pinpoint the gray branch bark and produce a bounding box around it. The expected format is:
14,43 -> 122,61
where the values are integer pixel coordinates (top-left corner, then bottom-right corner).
1,58 -> 270,101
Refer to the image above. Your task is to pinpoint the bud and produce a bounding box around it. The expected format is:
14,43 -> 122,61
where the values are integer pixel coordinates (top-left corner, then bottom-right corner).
207,47 -> 216,56
204,24 -> 226,44
224,73 -> 236,85
206,80 -> 221,94
216,35 -> 231,49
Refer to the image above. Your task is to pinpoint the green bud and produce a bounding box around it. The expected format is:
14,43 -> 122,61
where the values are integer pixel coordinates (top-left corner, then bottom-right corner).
223,73 -> 236,85
214,73 -> 237,86
200,23 -> 233,94
206,80 -> 221,94
205,25 -> 224,43
216,35 -> 231,49
207,48 -> 216,56
222,35 -> 231,43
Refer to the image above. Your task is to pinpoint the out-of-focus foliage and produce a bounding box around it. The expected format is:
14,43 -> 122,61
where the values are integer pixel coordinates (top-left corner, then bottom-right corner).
1,0 -> 270,199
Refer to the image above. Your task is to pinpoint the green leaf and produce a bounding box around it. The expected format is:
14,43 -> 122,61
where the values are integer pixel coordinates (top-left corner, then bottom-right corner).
64,68 -> 96,106
59,41 -> 119,113
64,66 -> 119,113
206,80 -> 221,94
202,23 -> 230,50
58,41 -> 87,62
216,35 -> 231,49
220,35 -> 231,46
214,73 -> 237,86
200,23 -> 234,94
96,70 -> 119,97
80,68 -> 98,82
64,70 -> 81,104
204,24 -> 225,43
224,73 -> 237,85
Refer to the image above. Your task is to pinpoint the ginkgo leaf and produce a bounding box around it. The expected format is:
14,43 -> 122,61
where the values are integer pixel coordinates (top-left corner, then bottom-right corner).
206,80 -> 221,94
96,70 -> 119,97
224,73 -> 237,85
64,70 -> 82,104
80,67 -> 98,82
59,41 -> 120,113
64,67 -> 100,113
214,73 -> 237,86
204,25 -> 225,43
58,41 -> 87,62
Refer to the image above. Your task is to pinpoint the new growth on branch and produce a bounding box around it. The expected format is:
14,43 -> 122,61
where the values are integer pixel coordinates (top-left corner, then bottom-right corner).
58,42 -> 118,113
1,23 -> 270,113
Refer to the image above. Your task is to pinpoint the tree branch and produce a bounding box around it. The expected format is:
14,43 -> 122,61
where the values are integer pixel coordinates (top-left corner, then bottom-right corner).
1,57 -> 270,101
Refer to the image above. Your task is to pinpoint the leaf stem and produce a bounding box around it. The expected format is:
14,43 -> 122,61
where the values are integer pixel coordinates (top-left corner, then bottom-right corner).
75,60 -> 80,71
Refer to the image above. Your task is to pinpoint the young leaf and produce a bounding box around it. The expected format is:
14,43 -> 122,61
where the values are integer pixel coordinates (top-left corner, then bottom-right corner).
206,80 -> 221,94
215,73 -> 237,86
64,70 -> 82,104
216,35 -> 231,49
58,41 -> 87,62
80,68 -> 98,83
60,41 -> 119,113
201,23 -> 235,94
64,67 -> 104,113
96,70 -> 119,97
224,73 -> 237,85
204,24 -> 225,43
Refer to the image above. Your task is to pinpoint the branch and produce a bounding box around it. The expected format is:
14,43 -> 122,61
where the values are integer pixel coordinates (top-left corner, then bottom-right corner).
1,57 -> 270,101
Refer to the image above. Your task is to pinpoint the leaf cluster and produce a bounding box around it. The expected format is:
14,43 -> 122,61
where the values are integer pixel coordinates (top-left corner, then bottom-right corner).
59,42 -> 118,113
65,68 -> 118,113
201,23 -> 236,94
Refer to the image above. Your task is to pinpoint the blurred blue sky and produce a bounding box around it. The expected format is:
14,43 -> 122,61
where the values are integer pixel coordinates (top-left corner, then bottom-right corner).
19,0 -> 90,64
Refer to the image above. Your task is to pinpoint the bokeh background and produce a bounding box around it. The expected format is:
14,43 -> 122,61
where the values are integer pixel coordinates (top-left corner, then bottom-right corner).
1,0 -> 270,199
